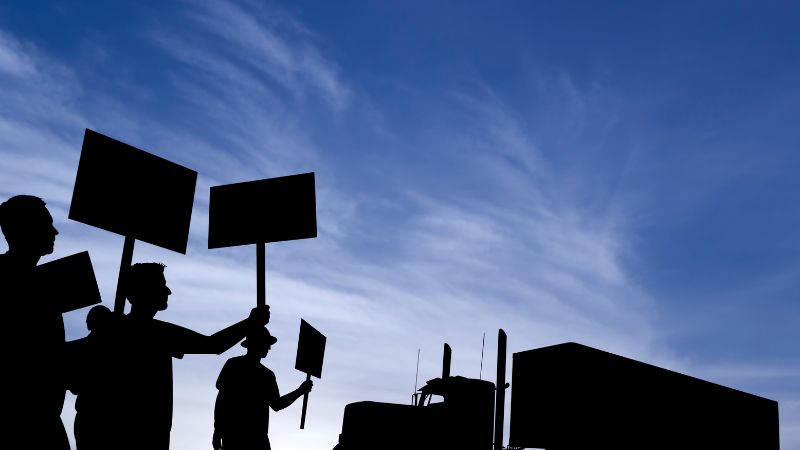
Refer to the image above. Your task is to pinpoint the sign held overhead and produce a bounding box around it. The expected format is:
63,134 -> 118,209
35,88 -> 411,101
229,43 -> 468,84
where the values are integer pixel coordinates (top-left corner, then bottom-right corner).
208,172 -> 317,249
69,129 -> 198,254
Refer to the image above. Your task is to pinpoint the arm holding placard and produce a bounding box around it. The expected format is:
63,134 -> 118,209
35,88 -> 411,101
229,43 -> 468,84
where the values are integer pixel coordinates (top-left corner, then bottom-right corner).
172,305 -> 271,355
270,379 -> 314,412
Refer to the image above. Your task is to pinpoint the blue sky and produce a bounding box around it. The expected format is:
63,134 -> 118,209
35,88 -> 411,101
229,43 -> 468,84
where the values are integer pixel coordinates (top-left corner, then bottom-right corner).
1,1 -> 798,448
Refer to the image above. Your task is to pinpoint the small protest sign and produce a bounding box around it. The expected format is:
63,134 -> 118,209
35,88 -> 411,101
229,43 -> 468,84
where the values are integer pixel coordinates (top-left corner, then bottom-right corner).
295,319 -> 326,379
295,319 -> 326,429
36,251 -> 101,313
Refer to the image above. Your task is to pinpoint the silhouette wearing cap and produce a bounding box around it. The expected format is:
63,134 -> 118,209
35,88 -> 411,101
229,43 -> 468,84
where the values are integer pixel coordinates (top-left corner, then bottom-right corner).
213,326 -> 313,450
0,195 -> 69,449
85,263 -> 271,450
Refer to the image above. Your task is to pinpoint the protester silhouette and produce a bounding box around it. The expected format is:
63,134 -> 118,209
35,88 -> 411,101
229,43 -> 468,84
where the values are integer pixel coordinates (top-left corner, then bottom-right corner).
82,262 -> 270,450
0,195 -> 70,449
213,326 -> 313,450
67,304 -> 116,450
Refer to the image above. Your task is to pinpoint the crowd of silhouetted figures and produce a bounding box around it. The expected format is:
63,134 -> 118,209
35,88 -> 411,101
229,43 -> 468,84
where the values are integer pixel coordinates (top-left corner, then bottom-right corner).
1,194 -> 310,450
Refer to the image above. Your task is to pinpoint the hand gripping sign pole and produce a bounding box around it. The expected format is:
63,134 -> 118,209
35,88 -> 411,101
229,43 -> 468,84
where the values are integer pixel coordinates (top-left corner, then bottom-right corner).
207,172 -> 317,308
69,129 -> 198,314
295,319 -> 326,429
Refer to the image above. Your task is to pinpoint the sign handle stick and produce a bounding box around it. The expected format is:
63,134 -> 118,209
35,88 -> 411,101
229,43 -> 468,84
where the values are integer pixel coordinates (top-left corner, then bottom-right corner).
113,236 -> 136,314
257,242 -> 265,308
300,373 -> 311,429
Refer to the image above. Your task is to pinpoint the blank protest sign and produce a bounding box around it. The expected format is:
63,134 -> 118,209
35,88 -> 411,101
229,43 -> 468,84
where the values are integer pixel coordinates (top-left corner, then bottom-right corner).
295,319 -> 326,379
36,251 -> 101,313
295,318 -> 326,429
69,129 -> 198,254
208,172 -> 317,249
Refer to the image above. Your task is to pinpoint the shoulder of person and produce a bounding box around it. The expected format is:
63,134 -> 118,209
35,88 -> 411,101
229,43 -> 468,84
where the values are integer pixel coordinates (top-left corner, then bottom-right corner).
151,318 -> 196,335
226,355 -> 247,365
220,355 -> 249,371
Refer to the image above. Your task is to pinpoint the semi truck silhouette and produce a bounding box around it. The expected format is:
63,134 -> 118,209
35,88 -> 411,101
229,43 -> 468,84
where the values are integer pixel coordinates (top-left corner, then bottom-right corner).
333,330 -> 778,450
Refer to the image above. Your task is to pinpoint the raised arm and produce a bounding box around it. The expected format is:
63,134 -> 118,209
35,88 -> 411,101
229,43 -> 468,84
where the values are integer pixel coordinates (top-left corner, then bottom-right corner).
171,305 -> 271,355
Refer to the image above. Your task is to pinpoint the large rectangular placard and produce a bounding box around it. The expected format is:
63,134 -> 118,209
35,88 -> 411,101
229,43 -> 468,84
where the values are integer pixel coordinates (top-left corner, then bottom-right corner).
208,172 -> 317,249
69,129 -> 198,254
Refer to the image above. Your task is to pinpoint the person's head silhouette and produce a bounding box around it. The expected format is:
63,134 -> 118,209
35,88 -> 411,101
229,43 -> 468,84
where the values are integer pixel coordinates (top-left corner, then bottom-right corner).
126,262 -> 171,318
86,304 -> 113,333
241,326 -> 278,360
0,195 -> 59,264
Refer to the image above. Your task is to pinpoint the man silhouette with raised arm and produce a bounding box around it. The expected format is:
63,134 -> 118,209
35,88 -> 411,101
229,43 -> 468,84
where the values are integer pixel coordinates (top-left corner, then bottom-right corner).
0,195 -> 68,449
213,326 -> 313,450
96,262 -> 271,450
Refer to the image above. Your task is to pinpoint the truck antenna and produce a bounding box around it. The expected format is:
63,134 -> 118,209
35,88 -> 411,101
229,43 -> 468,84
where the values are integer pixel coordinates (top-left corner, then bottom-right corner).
413,348 -> 420,405
479,332 -> 486,379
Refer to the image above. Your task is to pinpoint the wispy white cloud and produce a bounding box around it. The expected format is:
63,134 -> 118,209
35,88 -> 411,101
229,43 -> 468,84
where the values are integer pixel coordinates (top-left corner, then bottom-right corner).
0,34 -> 87,215
0,30 -> 36,76
169,0 -> 350,111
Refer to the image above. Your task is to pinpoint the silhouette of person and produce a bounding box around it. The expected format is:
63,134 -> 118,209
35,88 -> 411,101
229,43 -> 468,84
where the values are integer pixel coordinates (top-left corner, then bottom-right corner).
0,195 -> 70,450
67,304 -> 116,450
213,326 -> 313,450
97,262 -> 271,450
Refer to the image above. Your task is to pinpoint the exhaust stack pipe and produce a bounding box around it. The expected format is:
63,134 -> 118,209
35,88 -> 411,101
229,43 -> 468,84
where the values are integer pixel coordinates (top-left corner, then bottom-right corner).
442,343 -> 452,379
494,329 -> 507,450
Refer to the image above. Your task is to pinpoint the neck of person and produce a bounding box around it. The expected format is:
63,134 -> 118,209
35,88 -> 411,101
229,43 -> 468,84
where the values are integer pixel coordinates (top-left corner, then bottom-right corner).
128,304 -> 158,320
245,351 -> 264,362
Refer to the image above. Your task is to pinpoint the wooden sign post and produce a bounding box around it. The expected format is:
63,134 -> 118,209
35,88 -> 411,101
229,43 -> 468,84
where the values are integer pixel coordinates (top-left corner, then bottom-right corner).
69,129 -> 197,313
208,172 -> 317,307
295,319 -> 326,429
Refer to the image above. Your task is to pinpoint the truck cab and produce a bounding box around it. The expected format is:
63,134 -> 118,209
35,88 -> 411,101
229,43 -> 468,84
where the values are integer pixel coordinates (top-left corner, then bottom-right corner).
334,343 -> 496,450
